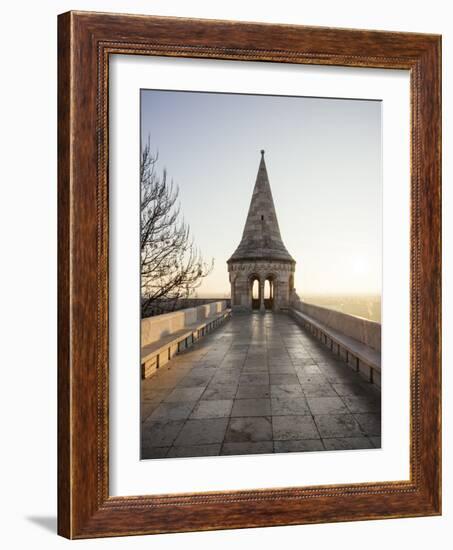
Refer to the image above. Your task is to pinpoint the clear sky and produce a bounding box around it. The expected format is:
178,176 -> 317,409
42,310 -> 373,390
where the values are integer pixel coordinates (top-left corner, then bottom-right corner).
141,89 -> 382,299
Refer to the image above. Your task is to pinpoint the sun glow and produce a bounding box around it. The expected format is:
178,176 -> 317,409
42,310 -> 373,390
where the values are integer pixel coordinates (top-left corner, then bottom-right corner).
352,258 -> 371,277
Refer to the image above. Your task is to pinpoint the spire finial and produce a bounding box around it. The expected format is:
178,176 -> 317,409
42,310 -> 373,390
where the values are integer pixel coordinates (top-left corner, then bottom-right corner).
260,149 -> 265,157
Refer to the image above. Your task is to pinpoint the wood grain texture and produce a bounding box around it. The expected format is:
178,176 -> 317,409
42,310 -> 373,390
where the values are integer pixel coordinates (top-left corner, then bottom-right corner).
57,10 -> 441,539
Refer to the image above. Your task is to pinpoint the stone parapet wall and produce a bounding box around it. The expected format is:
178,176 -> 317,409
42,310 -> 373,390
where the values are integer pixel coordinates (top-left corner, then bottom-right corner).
142,297 -> 231,317
292,300 -> 381,352
141,301 -> 227,348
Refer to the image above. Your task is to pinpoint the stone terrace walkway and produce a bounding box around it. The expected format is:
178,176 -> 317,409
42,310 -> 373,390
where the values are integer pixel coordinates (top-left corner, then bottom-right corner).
141,313 -> 381,459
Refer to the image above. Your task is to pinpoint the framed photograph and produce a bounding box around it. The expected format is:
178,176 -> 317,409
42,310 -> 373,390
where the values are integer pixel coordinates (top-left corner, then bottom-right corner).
58,11 -> 441,538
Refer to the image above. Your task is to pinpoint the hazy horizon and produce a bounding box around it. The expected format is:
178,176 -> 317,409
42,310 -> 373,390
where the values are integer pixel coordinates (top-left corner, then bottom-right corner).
141,89 -> 382,300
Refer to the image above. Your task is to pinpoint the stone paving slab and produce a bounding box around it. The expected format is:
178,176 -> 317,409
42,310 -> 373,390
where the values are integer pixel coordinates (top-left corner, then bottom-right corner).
225,416 -> 273,443
168,444 -> 221,458
270,384 -> 303,398
274,439 -> 324,453
141,313 -> 381,459
221,441 -> 274,455
174,418 -> 229,446
353,413 -> 381,435
270,373 -> 300,385
190,399 -> 233,419
142,419 -> 185,449
231,398 -> 271,417
306,396 -> 349,415
148,402 -> 195,421
236,384 -> 271,399
302,384 -> 338,397
323,437 -> 374,451
342,395 -> 381,413
271,397 -> 311,416
314,414 -> 364,438
201,384 -> 238,401
273,415 -> 319,440
239,373 -> 270,385
164,387 -> 206,403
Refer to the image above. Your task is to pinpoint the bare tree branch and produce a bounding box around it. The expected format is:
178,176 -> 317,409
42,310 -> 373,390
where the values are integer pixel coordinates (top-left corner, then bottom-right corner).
140,138 -> 214,316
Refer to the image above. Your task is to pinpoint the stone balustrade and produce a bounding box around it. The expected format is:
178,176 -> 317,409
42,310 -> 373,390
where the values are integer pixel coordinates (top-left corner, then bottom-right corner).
141,301 -> 230,379
290,300 -> 381,387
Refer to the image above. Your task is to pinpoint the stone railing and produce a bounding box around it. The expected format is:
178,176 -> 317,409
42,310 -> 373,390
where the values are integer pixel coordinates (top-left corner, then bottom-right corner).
141,300 -> 230,378
290,300 -> 381,386
292,301 -> 381,351
142,297 -> 231,317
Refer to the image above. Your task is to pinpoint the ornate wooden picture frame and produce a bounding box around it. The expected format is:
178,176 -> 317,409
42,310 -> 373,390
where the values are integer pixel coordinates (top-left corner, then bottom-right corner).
58,11 -> 441,538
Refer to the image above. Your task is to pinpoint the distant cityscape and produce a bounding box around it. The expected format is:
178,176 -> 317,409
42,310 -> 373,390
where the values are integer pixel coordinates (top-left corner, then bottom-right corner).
300,294 -> 381,323
190,292 -> 381,322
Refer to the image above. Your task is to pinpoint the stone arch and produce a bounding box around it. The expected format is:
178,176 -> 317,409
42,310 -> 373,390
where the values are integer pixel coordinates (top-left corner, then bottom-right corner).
248,273 -> 261,310
264,274 -> 277,310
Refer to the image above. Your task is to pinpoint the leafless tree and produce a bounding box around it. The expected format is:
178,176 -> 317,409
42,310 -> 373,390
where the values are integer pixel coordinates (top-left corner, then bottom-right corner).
140,139 -> 213,316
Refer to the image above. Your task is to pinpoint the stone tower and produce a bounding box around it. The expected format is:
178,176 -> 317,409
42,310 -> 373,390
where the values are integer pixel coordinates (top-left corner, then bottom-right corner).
227,151 -> 296,312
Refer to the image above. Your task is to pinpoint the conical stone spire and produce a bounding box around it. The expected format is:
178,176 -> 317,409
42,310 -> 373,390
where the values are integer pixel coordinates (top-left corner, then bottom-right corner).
228,150 -> 295,263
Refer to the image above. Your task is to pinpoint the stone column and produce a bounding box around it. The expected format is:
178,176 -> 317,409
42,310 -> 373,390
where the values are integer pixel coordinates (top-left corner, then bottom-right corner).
260,279 -> 265,312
